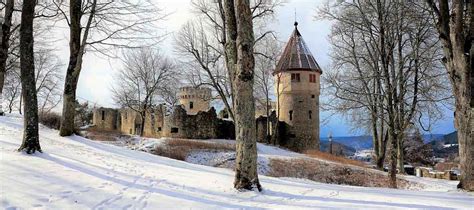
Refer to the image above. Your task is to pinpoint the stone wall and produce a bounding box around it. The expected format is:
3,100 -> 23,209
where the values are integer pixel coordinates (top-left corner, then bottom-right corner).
93,105 -> 234,140
142,105 -> 166,138
162,106 -> 224,139
416,167 -> 458,180
119,109 -> 141,135
92,107 -> 119,131
256,116 -> 269,143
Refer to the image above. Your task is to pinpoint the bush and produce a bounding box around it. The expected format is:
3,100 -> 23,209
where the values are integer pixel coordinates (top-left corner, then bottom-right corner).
39,112 -> 61,130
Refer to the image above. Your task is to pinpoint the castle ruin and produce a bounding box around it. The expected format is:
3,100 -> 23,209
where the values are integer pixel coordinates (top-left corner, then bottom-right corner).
93,87 -> 234,140
92,23 -> 321,152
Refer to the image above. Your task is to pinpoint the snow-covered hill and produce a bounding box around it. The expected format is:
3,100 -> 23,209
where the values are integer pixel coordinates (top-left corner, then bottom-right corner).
1,115 -> 472,209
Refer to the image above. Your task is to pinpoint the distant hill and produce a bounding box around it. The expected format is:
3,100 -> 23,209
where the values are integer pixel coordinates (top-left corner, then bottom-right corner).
320,136 -> 372,151
429,131 -> 458,158
321,134 -> 448,152
421,134 -> 445,143
442,131 -> 458,144
320,141 -> 356,156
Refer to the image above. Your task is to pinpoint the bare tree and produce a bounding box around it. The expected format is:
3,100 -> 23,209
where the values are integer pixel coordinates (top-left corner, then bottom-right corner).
223,0 -> 261,191
3,67 -> 20,113
425,0 -> 473,191
35,49 -> 62,114
17,0 -> 41,153
175,0 -> 282,120
254,35 -> 280,141
159,80 -> 181,107
1,0 -> 58,115
0,0 -> 17,115
55,0 -> 165,136
2,48 -> 63,114
175,21 -> 234,119
319,0 -> 451,188
111,48 -> 176,136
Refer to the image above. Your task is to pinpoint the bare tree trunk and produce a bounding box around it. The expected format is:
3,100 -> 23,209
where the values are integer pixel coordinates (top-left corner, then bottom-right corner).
371,113 -> 381,168
0,0 -> 15,116
376,131 -> 388,169
265,92 -> 270,143
139,104 -> 147,136
17,0 -> 41,154
59,0 -> 82,136
426,0 -> 473,191
397,133 -> 405,174
18,89 -> 22,114
59,0 -> 96,136
224,0 -> 261,191
388,132 -> 397,188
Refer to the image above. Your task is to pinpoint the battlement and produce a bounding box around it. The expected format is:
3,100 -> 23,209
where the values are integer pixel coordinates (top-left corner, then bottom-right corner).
178,86 -> 212,115
178,86 -> 212,100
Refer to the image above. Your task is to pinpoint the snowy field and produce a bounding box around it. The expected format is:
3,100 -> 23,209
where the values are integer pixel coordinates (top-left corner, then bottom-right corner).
0,115 -> 473,209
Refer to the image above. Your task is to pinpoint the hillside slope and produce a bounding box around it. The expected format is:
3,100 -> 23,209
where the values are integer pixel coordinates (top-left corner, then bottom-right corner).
0,115 -> 472,209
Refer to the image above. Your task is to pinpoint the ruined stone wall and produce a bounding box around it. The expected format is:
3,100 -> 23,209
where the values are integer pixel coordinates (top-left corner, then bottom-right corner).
178,86 -> 212,115
217,119 -> 235,139
120,109 -> 141,135
274,71 -> 320,152
416,167 -> 458,180
142,105 -> 166,138
162,106 -> 187,138
92,108 -> 119,131
256,116 -> 271,143
161,106 -> 220,139
93,105 -> 234,140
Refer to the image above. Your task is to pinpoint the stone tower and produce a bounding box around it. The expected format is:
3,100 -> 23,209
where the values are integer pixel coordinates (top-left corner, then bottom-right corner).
178,86 -> 212,115
274,22 -> 322,152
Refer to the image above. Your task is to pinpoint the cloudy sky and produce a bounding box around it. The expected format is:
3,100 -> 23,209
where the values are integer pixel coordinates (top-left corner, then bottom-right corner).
54,0 -> 454,137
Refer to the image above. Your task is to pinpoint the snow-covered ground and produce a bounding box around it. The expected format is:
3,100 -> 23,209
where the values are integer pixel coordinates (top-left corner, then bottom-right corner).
132,138 -> 303,175
1,115 -> 473,209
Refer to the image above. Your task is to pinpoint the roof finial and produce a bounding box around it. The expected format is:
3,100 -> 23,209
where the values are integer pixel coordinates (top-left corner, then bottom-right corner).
294,8 -> 298,28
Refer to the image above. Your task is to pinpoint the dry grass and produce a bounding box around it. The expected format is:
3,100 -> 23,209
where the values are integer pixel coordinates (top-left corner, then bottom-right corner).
305,150 -> 367,168
83,128 -> 123,141
152,139 -> 234,161
128,138 -> 414,189
269,158 -> 410,189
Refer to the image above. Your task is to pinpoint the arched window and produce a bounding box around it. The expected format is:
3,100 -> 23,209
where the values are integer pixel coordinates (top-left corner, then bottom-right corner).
101,110 -> 105,120
309,110 -> 312,119
190,101 -> 194,109
289,110 -> 293,121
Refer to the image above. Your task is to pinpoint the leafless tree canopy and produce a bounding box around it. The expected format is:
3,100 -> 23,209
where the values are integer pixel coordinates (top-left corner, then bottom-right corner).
53,0 -> 165,55
319,0 -> 452,187
35,49 -> 63,114
3,48 -> 63,114
58,0 -> 166,136
112,48 -> 178,136
175,0 -> 283,120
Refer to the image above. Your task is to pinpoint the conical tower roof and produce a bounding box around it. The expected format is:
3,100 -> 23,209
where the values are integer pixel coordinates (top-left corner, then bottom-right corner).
274,22 -> 322,74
